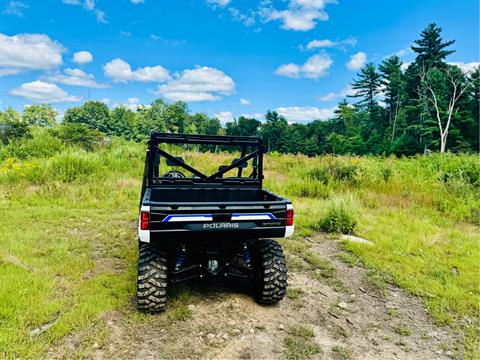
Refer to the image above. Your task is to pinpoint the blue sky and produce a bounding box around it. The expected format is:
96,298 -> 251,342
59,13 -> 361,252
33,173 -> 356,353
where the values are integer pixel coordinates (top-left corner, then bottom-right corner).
0,0 -> 479,123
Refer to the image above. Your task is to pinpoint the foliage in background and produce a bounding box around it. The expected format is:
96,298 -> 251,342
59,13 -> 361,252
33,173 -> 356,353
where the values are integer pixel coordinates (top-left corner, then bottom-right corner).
0,24 -> 478,157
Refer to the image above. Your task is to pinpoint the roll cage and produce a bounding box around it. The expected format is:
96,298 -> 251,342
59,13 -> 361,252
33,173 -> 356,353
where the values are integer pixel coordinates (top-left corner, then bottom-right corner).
144,133 -> 265,189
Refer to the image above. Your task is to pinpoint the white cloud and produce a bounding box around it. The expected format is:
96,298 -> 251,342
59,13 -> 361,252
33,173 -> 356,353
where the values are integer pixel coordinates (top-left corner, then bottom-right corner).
0,33 -> 64,76
205,0 -> 336,31
150,34 -> 186,46
46,68 -> 109,89
214,111 -> 235,124
275,63 -> 301,78
241,112 -> 263,120
2,1 -> 29,17
275,105 -> 336,122
448,62 -> 480,74
130,0 -> 144,3
275,53 -> 333,79
305,36 -> 357,50
318,85 -> 355,102
206,0 -> 231,7
228,7 -> 256,27
400,61 -> 411,72
267,9 -> 327,31
9,80 -> 80,103
112,97 -> 146,111
155,66 -> 235,103
103,58 -> 170,83
240,98 -> 251,105
346,51 -> 367,71
306,39 -> 335,49
72,50 -> 93,65
394,46 -> 413,58
94,9 -> 106,23
262,0 -> 336,31
62,0 -> 107,23
0,68 -> 21,76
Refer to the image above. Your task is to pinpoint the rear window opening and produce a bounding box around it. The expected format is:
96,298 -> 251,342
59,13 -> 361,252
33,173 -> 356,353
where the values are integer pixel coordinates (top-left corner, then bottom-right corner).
147,134 -> 264,186
149,187 -> 280,203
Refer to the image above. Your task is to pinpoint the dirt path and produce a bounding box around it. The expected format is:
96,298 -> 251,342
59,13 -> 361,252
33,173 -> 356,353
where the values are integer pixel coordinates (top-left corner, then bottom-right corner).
50,235 -> 459,359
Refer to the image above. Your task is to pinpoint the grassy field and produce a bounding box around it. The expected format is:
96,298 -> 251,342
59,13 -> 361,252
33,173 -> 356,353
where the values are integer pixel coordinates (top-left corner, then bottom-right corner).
0,136 -> 479,358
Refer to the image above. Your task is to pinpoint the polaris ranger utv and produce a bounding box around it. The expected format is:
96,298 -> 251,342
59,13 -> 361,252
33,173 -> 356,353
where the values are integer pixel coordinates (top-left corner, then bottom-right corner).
137,133 -> 294,312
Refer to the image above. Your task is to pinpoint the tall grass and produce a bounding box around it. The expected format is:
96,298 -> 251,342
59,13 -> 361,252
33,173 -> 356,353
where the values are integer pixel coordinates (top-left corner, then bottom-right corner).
0,135 -> 479,358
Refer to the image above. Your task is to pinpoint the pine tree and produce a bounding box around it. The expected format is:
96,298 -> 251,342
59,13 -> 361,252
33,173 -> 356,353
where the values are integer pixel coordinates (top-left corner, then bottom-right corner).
468,68 -> 480,152
334,100 -> 359,137
411,23 -> 455,69
302,135 -> 319,157
350,63 -> 385,153
379,56 -> 406,145
350,63 -> 382,112
261,111 -> 288,152
402,23 -> 457,153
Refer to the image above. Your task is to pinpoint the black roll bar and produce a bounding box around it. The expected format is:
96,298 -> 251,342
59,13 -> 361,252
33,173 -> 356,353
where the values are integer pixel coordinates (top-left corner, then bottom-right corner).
147,132 -> 265,187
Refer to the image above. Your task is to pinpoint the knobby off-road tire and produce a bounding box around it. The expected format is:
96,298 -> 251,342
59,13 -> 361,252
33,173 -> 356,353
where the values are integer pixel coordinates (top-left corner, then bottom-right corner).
137,243 -> 168,313
253,239 -> 288,305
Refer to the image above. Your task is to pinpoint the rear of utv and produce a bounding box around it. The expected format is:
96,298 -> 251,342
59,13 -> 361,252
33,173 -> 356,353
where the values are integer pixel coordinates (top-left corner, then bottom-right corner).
137,133 -> 294,312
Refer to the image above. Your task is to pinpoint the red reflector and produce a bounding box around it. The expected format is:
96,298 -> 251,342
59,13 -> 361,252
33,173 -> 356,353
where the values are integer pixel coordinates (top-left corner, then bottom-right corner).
140,211 -> 149,230
286,209 -> 294,226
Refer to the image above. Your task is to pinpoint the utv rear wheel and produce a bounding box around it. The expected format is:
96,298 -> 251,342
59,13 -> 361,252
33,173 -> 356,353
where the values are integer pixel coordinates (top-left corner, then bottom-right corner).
137,243 -> 168,312
253,239 -> 287,305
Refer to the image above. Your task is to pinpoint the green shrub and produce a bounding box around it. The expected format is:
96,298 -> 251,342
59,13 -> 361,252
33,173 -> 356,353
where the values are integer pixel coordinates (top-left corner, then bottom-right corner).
0,107 -> 31,145
316,195 -> 359,234
305,167 -> 331,184
53,123 -> 104,151
319,207 -> 356,234
382,167 -> 392,182
327,161 -> 358,183
49,152 -> 98,182
4,127 -> 63,159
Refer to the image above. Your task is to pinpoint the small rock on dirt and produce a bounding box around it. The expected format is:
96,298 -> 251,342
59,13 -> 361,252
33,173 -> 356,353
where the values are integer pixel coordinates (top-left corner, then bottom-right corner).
340,234 -> 374,245
337,301 -> 349,310
278,324 -> 285,330
30,318 -> 58,337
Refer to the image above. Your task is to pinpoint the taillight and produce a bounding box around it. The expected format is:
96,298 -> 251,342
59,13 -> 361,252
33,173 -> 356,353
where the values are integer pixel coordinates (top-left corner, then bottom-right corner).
286,208 -> 294,226
140,211 -> 150,230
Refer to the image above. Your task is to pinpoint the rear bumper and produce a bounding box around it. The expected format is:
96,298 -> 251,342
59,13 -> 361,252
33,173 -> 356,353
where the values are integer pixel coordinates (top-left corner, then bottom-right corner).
149,226 -> 286,243
138,199 -> 294,244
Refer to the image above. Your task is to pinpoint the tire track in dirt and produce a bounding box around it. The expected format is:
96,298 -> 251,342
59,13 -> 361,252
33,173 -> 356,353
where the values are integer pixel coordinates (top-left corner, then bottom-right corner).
51,235 -> 460,359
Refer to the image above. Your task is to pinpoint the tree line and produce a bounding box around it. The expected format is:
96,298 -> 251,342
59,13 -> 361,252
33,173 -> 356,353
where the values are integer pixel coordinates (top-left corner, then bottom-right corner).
0,23 -> 478,156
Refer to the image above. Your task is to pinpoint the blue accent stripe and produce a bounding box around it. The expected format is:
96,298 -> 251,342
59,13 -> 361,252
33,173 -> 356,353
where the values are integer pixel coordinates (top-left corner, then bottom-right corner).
163,214 -> 213,222
231,213 -> 276,220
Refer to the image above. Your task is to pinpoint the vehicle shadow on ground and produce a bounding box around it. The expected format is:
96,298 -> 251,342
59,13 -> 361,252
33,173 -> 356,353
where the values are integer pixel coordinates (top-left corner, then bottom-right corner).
169,277 -> 257,304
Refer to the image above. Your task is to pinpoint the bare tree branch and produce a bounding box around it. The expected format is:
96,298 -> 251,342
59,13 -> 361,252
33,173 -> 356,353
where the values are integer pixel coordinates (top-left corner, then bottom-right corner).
418,66 -> 474,152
